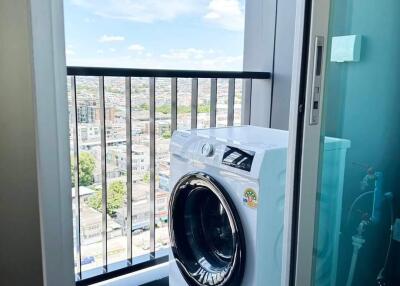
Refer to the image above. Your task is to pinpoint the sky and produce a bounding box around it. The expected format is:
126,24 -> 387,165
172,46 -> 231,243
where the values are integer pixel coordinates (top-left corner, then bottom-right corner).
64,0 -> 246,71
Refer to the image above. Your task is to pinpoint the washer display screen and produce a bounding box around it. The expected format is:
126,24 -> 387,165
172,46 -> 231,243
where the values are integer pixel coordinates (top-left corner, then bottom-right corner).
222,146 -> 255,172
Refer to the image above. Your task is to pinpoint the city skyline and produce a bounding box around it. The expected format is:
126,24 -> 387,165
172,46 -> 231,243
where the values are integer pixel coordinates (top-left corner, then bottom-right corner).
64,0 -> 246,70
68,74 -> 243,271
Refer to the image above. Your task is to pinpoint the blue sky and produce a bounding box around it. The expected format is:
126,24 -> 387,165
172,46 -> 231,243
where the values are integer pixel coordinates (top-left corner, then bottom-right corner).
64,0 -> 245,70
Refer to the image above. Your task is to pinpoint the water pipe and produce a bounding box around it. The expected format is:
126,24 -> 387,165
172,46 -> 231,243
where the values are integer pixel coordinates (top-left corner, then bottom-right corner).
345,220 -> 368,286
345,170 -> 392,286
371,172 -> 384,224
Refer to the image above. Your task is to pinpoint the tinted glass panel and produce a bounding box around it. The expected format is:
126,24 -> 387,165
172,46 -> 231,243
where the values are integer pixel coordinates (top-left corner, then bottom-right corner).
311,1 -> 400,285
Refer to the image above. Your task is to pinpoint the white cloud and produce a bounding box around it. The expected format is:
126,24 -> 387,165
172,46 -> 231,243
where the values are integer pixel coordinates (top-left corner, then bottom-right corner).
72,0 -> 245,31
66,48 -> 75,56
199,55 -> 242,70
161,48 -> 218,61
84,17 -> 95,23
66,48 -> 242,71
71,0 -> 206,23
128,44 -> 145,52
159,48 -> 241,70
204,0 -> 245,31
98,35 -> 125,43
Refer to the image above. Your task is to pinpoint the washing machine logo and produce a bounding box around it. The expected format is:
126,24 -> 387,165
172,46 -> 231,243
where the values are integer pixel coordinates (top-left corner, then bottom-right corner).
243,188 -> 258,209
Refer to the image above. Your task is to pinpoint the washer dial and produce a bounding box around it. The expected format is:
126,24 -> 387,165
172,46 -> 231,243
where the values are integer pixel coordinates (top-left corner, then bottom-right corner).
201,143 -> 214,157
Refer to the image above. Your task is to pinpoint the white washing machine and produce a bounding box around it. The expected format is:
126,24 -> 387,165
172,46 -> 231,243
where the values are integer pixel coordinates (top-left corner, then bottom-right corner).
168,126 -> 350,286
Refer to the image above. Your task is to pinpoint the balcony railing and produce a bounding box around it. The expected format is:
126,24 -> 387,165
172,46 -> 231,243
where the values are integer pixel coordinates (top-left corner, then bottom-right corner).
67,66 -> 271,284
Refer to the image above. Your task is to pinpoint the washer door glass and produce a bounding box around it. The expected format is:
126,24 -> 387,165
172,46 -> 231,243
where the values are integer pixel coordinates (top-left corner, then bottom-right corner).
169,172 -> 245,286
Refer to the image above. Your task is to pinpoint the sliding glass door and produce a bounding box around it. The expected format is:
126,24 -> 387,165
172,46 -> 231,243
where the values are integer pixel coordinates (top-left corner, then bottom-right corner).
287,0 -> 400,285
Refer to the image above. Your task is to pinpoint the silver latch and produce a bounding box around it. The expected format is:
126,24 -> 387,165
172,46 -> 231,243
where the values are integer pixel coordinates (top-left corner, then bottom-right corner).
310,36 -> 324,125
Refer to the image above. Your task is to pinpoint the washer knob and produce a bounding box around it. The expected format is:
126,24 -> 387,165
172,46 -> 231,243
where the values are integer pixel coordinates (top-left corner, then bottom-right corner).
201,143 -> 214,157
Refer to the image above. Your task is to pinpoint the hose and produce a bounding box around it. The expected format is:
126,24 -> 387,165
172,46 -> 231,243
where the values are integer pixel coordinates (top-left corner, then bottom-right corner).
346,191 -> 374,226
376,193 -> 394,285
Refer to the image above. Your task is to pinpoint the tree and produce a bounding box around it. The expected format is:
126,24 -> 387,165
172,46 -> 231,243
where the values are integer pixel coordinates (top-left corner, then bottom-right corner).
71,152 -> 96,187
156,104 -> 171,114
142,172 -> 150,184
177,106 -> 191,114
161,130 -> 171,139
138,103 -> 149,111
87,180 -> 126,216
198,104 -> 210,113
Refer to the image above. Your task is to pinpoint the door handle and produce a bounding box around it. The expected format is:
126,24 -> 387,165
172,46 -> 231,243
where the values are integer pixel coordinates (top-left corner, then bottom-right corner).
309,36 -> 324,125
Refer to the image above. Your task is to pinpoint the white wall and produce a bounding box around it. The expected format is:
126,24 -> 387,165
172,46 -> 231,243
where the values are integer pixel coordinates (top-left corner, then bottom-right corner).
243,0 -> 296,130
0,1 -> 43,284
243,0 -> 276,127
270,0 -> 296,130
0,0 -> 74,285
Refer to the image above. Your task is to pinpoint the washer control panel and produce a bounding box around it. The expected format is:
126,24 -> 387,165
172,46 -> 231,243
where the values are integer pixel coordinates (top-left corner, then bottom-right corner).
222,146 -> 255,172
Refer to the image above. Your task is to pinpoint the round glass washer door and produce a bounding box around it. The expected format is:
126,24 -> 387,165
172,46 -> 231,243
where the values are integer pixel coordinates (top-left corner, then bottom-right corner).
169,172 -> 246,286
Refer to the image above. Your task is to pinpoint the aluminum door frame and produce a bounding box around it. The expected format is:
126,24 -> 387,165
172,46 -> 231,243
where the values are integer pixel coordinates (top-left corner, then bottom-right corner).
281,0 -> 331,285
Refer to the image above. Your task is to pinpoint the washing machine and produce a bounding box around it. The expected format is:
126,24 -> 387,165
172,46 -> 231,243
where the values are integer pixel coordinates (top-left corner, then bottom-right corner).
168,126 -> 350,286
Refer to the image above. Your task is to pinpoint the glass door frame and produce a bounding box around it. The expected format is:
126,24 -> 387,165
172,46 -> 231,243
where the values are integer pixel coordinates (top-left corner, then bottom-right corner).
282,0 -> 332,285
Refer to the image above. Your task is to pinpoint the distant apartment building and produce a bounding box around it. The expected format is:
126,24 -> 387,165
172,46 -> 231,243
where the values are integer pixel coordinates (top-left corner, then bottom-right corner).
72,186 -> 122,245
70,99 -> 117,124
78,124 -> 100,142
132,145 -> 150,174
131,191 -> 168,228
105,144 -> 149,176
78,205 -> 122,245
155,191 -> 169,222
111,182 -> 169,231
78,105 -> 96,123
157,157 -> 170,192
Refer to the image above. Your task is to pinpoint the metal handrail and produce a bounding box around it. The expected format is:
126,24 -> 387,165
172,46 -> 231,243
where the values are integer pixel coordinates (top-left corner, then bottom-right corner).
68,66 -> 271,284
67,66 -> 271,79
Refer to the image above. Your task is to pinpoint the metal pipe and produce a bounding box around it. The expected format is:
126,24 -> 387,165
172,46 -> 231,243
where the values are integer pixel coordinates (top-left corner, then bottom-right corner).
99,76 -> 108,272
227,79 -> 235,126
149,77 -> 156,257
71,76 -> 82,278
171,78 -> 178,133
210,78 -> 217,127
191,78 -> 198,129
125,77 -> 133,264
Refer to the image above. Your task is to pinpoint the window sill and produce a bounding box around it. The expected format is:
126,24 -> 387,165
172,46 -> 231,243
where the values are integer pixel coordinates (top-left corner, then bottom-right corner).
76,249 -> 169,285
94,261 -> 168,286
